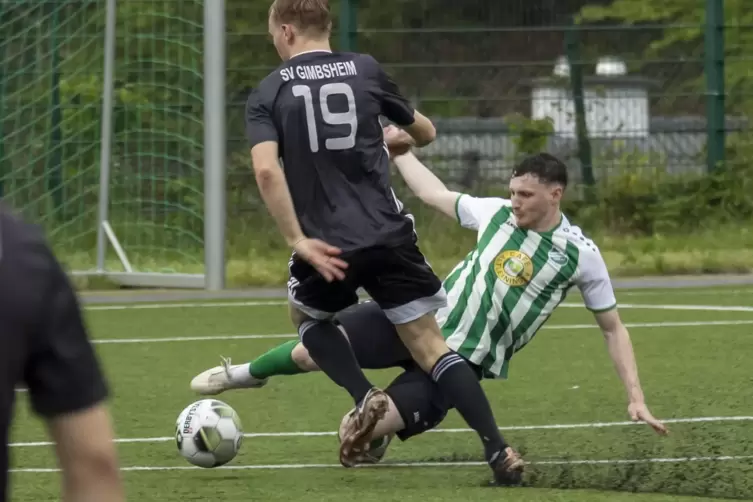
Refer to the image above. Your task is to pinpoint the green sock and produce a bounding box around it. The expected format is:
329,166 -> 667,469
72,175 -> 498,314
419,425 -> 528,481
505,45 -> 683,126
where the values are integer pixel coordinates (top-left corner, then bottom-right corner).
249,340 -> 307,379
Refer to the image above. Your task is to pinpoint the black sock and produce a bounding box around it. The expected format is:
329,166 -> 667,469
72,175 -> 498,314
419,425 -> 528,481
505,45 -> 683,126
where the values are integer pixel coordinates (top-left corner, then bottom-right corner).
299,319 -> 373,405
431,352 -> 506,463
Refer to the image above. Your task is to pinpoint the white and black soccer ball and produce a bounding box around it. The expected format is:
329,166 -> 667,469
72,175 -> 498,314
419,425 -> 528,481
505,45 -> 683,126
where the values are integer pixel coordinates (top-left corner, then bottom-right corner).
175,399 -> 243,468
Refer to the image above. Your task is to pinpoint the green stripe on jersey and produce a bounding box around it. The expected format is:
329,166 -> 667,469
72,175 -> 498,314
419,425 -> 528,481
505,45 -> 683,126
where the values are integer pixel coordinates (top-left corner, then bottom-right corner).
454,194 -> 464,222
479,231 -> 554,372
442,249 -> 473,293
511,240 -> 580,345
441,206 -> 512,337
456,235 -> 522,359
441,215 -> 583,379
492,240 -> 581,377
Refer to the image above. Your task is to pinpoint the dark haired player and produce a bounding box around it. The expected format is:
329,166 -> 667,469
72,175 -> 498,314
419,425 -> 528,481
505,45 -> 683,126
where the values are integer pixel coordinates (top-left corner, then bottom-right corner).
192,148 -> 667,473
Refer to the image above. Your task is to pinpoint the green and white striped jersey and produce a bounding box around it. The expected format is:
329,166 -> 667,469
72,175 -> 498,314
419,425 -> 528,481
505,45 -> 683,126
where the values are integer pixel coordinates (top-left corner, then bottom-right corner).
437,194 -> 617,379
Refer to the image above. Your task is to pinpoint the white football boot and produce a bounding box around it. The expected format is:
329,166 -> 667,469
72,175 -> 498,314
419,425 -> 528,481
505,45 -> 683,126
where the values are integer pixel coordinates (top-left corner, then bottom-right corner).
190,356 -> 268,395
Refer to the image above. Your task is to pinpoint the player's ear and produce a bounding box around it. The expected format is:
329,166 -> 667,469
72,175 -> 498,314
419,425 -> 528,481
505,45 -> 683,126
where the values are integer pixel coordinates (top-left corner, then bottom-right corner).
550,184 -> 564,203
281,23 -> 295,42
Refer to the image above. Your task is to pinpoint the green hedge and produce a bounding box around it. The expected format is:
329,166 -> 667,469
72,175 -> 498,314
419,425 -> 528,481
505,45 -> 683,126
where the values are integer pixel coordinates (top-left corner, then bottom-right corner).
563,161 -> 753,236
206,159 -> 753,287
60,136 -> 753,288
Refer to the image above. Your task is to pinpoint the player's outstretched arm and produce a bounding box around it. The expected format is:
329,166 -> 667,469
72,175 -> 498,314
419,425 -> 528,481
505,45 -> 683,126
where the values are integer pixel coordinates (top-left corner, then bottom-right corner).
593,309 -> 668,436
391,150 -> 461,220
576,243 -> 667,436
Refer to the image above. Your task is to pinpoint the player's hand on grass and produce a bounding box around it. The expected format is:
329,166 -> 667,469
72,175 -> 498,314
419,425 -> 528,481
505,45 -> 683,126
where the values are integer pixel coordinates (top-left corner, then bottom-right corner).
383,125 -> 414,157
628,402 -> 668,435
293,238 -> 348,282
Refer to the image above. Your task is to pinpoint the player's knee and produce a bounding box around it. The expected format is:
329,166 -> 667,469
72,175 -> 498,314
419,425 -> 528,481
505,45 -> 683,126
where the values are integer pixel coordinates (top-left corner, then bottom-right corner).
402,339 -> 448,373
291,343 -> 319,371
410,341 -> 449,373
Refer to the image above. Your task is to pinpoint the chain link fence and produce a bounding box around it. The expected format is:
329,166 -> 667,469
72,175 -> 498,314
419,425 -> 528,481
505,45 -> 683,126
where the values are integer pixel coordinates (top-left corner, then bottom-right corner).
224,0 -> 749,204
0,0 -> 749,276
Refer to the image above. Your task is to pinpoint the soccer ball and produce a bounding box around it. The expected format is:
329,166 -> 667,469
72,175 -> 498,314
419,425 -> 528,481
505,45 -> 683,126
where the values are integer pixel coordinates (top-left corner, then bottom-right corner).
175,399 -> 243,468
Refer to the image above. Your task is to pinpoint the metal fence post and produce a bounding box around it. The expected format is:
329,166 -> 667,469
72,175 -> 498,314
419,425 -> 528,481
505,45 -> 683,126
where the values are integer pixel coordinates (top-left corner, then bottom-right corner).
48,2 -> 63,219
565,20 -> 595,191
96,0 -> 117,272
0,1 -> 5,198
704,0 -> 725,172
340,0 -> 358,51
204,0 -> 227,290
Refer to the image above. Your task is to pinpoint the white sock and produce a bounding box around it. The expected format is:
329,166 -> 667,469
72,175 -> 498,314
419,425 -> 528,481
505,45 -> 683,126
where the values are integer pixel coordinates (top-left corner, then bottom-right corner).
228,364 -> 254,384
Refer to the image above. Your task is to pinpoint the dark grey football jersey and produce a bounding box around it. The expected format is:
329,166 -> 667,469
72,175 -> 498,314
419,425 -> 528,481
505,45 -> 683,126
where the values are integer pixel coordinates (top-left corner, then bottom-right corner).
245,50 -> 418,252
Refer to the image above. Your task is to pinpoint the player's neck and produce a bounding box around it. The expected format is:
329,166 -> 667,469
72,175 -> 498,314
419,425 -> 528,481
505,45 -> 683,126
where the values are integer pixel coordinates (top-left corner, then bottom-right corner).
288,40 -> 332,59
530,210 -> 562,233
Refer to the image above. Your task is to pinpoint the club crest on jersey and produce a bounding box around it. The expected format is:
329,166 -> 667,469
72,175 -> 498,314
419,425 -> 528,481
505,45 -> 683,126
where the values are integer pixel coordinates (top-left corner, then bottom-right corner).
493,250 -> 534,287
548,249 -> 569,266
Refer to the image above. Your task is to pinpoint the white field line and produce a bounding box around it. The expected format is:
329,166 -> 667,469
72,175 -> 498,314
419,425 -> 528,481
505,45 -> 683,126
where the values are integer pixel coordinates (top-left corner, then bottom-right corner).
86,301 -> 289,311
11,455 -> 753,474
83,301 -> 753,313
619,288 -> 753,297
615,304 -> 753,312
10,415 -> 753,448
91,319 -> 753,345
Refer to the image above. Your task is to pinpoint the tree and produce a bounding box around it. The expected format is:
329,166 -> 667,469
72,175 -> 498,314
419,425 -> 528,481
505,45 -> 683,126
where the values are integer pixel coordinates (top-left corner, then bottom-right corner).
577,0 -> 753,115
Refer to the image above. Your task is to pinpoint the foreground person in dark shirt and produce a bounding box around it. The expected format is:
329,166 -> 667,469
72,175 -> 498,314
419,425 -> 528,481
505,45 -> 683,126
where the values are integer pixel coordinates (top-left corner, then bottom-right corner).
0,205 -> 124,502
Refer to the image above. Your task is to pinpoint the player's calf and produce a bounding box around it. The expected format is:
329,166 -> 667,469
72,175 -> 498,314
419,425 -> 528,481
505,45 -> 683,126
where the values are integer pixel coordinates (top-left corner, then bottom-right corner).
291,302 -> 375,406
291,342 -> 319,371
369,404 -> 405,439
396,313 -> 512,469
290,322 -> 352,372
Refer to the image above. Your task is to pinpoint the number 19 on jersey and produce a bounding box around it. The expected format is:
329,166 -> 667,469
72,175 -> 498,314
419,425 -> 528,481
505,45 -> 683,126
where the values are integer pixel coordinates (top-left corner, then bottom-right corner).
292,83 -> 358,153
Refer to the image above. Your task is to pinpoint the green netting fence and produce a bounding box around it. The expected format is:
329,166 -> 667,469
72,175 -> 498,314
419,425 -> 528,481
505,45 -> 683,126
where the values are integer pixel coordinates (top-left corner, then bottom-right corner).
0,0 -> 106,261
0,0 -> 206,283
226,0 -> 752,232
0,0 -> 751,286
